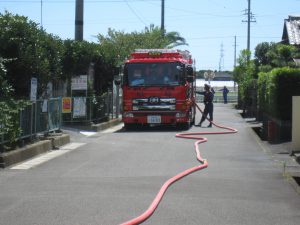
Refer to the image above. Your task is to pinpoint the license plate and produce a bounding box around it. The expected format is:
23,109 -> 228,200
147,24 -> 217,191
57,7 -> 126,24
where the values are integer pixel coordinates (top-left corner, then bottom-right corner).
147,115 -> 161,124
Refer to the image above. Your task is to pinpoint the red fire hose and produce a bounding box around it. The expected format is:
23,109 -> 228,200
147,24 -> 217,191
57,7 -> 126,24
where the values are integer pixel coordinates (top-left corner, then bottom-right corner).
120,103 -> 237,225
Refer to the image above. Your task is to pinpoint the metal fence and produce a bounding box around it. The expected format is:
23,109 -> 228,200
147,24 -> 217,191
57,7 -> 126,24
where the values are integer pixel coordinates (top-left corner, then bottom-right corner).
0,90 -> 123,147
196,91 -> 238,103
61,93 -> 116,125
0,98 -> 62,146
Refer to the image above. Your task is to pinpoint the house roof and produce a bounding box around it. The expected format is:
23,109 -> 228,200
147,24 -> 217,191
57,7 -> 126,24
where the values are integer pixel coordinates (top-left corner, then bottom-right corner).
293,58 -> 300,66
282,15 -> 300,45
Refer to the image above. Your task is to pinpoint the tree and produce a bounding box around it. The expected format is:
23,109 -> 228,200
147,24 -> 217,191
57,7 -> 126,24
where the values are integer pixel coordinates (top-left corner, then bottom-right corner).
233,49 -> 256,83
164,31 -> 188,48
0,57 -> 13,99
97,25 -> 188,67
62,40 -> 114,95
62,40 -> 102,79
0,57 -> 30,147
233,49 -> 257,111
254,42 -> 298,71
0,12 -> 63,98
274,44 -> 297,67
254,42 -> 273,65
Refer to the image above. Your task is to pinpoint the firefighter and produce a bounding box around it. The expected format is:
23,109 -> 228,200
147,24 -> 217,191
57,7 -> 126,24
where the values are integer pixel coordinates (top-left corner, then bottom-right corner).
219,86 -> 229,104
131,69 -> 144,86
156,64 -> 169,84
196,84 -> 214,127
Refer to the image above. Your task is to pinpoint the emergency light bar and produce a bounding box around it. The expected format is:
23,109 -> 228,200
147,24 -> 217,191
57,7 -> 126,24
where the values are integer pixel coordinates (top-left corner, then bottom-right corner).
134,49 -> 179,53
132,49 -> 191,61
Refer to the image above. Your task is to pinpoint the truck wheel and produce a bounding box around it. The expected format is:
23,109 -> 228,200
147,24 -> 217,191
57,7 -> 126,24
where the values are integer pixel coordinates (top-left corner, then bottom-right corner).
178,122 -> 190,130
124,123 -> 136,130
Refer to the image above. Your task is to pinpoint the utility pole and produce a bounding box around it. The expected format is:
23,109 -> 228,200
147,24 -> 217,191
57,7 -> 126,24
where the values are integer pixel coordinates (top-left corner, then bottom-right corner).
40,0 -> 43,28
247,0 -> 250,51
75,0 -> 84,41
242,0 -> 256,55
233,36 -> 237,91
219,43 -> 224,72
161,0 -> 165,35
234,36 -> 237,68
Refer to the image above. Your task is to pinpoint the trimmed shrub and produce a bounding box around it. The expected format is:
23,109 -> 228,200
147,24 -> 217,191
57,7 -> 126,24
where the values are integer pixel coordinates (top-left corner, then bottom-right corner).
258,67 -> 300,120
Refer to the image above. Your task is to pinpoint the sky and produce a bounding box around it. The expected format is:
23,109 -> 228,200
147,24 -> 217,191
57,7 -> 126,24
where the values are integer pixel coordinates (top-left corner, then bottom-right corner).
1,0 -> 300,71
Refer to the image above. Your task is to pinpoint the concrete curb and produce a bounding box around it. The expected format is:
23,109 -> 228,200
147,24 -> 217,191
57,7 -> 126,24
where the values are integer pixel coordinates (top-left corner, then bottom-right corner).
284,173 -> 300,195
91,118 -> 122,131
0,118 -> 122,168
0,134 -> 70,168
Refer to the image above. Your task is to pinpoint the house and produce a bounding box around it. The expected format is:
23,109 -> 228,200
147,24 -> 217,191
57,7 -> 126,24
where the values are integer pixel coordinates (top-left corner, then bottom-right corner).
282,15 -> 300,66
282,15 -> 300,46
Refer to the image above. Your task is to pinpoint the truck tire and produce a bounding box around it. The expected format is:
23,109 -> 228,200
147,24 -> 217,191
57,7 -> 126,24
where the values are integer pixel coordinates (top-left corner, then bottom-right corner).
124,123 -> 136,130
177,121 -> 190,130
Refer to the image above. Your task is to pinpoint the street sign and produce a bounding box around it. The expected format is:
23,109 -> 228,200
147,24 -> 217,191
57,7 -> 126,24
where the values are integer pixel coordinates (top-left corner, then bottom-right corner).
30,77 -> 37,101
71,75 -> 88,90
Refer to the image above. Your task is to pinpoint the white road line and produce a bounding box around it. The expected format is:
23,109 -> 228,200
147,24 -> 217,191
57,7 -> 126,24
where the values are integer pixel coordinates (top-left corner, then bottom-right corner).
11,143 -> 86,170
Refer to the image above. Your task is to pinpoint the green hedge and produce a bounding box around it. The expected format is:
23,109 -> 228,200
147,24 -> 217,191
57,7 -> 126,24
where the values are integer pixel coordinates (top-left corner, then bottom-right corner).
258,67 -> 300,120
0,12 -> 115,98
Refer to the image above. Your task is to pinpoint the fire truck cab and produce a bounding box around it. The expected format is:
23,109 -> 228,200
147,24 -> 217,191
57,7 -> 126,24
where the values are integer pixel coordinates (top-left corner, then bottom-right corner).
121,49 -> 196,129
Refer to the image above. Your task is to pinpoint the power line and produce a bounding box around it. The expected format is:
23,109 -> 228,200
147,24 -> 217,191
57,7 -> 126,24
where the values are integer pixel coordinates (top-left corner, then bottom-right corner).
1,0 -> 160,3
123,0 -> 148,26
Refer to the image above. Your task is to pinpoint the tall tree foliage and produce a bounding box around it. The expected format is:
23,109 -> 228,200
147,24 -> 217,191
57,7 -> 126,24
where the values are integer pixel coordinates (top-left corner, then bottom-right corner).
254,42 -> 298,72
62,39 -> 114,95
62,40 -> 102,79
0,11 -> 63,98
1,12 -> 189,98
235,42 -> 299,90
233,50 -> 257,105
97,25 -> 187,67
234,41 -> 300,117
0,57 -> 13,99
233,50 -> 256,83
0,57 -> 29,147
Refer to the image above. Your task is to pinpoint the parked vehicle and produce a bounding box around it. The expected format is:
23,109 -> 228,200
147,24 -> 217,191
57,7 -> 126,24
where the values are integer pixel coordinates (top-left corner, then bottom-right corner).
121,49 -> 196,129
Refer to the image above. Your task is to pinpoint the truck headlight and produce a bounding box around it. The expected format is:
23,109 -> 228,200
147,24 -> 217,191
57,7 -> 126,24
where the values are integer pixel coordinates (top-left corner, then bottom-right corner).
175,112 -> 186,118
124,112 -> 134,118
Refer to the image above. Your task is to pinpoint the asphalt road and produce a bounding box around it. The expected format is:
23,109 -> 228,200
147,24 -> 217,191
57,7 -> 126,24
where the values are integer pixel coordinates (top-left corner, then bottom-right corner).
0,103 -> 299,225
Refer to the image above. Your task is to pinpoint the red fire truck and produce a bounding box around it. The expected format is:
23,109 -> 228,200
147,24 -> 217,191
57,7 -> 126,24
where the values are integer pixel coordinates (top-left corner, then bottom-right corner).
121,49 -> 196,129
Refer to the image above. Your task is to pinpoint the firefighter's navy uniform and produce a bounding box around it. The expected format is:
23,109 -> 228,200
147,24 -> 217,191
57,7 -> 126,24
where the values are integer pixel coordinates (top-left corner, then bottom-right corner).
196,84 -> 214,127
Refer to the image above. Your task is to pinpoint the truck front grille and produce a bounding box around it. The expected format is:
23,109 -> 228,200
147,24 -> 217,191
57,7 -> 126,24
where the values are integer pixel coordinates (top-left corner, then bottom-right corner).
132,97 -> 176,111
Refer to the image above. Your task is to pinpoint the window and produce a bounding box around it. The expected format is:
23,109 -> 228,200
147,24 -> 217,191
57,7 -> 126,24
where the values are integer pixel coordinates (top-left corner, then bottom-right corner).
125,62 -> 183,86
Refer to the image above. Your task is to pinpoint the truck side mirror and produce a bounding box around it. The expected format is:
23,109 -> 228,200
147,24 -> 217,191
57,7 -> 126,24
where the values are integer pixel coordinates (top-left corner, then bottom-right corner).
114,75 -> 122,86
186,66 -> 194,82
186,76 -> 194,83
186,66 -> 193,76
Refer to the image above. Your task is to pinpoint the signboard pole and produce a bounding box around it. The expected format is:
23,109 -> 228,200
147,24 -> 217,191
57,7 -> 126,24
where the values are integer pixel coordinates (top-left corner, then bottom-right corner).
71,75 -> 88,120
30,77 -> 37,101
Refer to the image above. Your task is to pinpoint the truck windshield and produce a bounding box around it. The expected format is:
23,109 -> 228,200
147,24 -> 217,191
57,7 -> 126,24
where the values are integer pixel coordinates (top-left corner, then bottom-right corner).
125,62 -> 183,87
